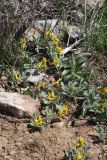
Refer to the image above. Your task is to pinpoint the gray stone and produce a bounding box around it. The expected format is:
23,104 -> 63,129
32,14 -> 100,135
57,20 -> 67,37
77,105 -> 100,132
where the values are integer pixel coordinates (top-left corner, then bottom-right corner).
85,0 -> 104,8
27,69 -> 46,84
51,122 -> 65,128
71,10 -> 84,23
79,0 -> 105,9
67,25 -> 81,39
0,92 -> 40,118
25,19 -> 81,42
25,27 -> 40,41
34,19 -> 59,32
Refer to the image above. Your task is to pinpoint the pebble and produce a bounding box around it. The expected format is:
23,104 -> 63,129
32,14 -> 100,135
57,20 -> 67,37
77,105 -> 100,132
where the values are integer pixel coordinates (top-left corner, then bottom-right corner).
51,122 -> 64,128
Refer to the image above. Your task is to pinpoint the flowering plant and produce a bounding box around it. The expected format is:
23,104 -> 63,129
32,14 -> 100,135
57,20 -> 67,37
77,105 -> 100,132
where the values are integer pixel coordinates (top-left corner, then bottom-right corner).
30,113 -> 46,129
64,136 -> 89,160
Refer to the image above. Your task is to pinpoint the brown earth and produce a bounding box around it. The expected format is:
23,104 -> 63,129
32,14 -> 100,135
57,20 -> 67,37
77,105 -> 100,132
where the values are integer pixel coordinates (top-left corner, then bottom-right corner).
0,117 -> 107,160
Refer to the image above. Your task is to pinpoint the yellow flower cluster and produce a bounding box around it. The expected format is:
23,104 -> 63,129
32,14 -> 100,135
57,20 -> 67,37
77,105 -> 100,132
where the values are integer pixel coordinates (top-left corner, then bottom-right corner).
14,72 -> 21,81
100,87 -> 107,94
44,29 -> 63,68
45,29 -> 62,55
52,35 -> 62,55
34,115 -> 44,127
76,136 -> 85,148
97,100 -> 107,112
54,78 -> 61,87
58,104 -> 68,117
47,91 -> 58,102
36,82 -> 45,90
52,55 -> 60,67
74,136 -> 85,160
52,35 -> 59,46
20,36 -> 27,49
45,29 -> 52,40
37,57 -> 47,70
56,46 -> 63,55
76,152 -> 85,160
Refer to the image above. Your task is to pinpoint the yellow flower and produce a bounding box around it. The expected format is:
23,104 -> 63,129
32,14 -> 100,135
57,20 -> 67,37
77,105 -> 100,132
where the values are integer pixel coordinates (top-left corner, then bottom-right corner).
14,72 -> 21,81
52,35 -> 59,46
34,119 -> 40,127
47,91 -> 58,101
45,29 -> 52,39
56,46 -> 63,55
36,82 -> 45,90
100,87 -> 107,94
58,104 -> 68,117
37,57 -> 47,70
97,100 -> 107,112
52,56 -> 60,67
56,78 -> 61,87
34,115 -> 44,127
76,136 -> 85,148
76,152 -> 84,160
20,36 -> 26,49
69,85 -> 76,92
79,136 -> 85,145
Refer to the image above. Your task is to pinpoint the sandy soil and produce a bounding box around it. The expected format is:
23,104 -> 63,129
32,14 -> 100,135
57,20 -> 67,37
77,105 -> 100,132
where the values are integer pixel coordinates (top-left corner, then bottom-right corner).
0,117 -> 107,160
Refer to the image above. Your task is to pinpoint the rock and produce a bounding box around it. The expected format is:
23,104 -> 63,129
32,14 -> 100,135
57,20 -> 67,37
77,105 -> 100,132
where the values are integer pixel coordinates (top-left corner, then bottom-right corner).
40,1 -> 49,7
25,27 -> 40,41
9,150 -> 16,156
0,92 -> 40,118
31,19 -> 81,43
0,143 -> 2,155
26,19 -> 81,44
4,155 -> 11,159
27,69 -> 46,84
33,19 -> 68,36
67,25 -> 81,39
62,25 -> 81,45
34,19 -> 59,32
51,122 -> 65,128
0,87 -> 5,92
71,10 -> 84,23
86,0 -> 104,8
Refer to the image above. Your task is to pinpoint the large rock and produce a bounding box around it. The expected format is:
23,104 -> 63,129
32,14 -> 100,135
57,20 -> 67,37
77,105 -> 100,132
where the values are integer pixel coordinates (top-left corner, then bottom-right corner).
0,92 -> 40,118
25,19 -> 81,44
81,0 -> 105,9
31,19 -> 68,36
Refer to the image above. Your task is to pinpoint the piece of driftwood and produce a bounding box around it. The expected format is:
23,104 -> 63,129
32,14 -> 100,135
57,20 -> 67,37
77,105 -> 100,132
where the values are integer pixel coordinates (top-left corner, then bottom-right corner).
61,38 -> 83,55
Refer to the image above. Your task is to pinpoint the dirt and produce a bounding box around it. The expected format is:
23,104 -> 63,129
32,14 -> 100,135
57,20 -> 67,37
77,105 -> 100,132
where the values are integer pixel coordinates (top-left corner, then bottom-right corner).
0,118 -> 107,160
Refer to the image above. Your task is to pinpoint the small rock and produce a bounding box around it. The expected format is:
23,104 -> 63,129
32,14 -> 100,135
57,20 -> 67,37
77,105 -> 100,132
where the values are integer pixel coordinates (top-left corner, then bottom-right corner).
40,1 -> 49,7
85,0 -> 104,9
71,10 -> 84,23
67,25 -> 81,39
34,19 -> 59,32
9,150 -> 16,155
0,143 -> 3,155
0,92 -> 40,118
25,27 -> 40,41
4,155 -> 11,159
15,143 -> 22,146
27,69 -> 46,84
51,122 -> 65,128
0,87 -> 5,92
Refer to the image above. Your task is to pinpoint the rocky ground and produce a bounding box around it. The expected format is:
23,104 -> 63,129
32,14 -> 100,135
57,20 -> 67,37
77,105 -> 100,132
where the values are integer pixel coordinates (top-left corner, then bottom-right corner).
0,117 -> 107,160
